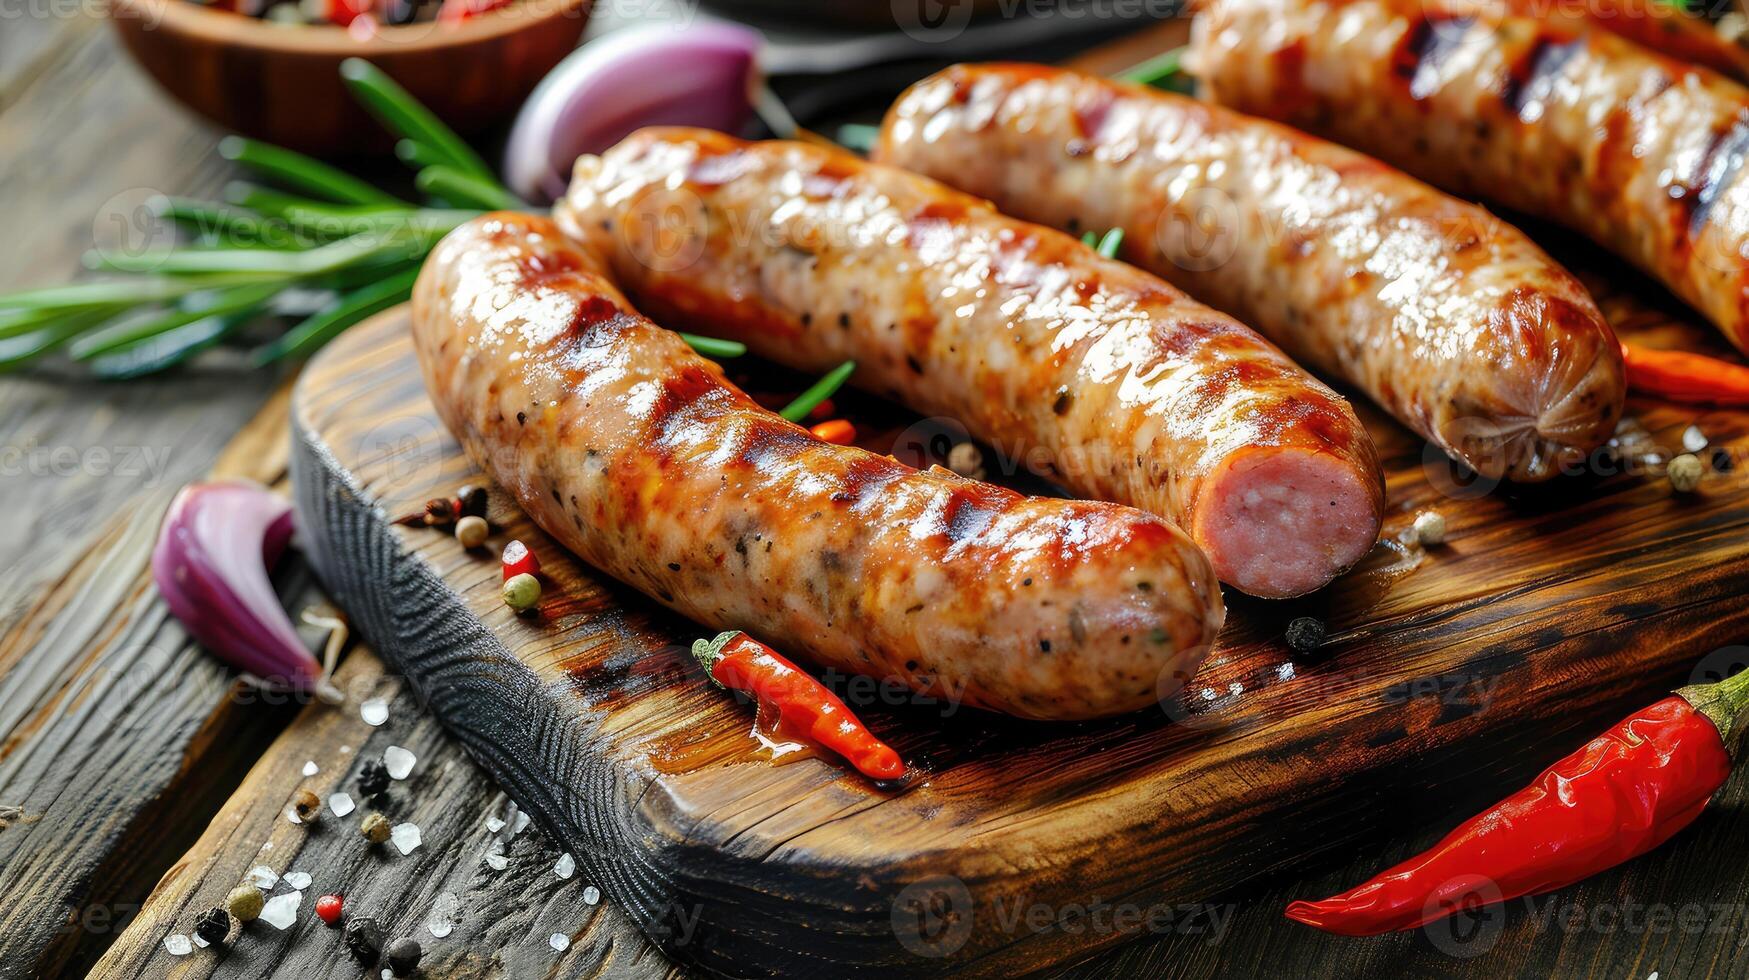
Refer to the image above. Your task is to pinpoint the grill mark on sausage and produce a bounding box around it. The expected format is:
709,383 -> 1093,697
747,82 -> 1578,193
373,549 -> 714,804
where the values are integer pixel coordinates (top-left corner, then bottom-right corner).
941,486 -> 1004,545
1503,34 -> 1582,122
1676,113 -> 1749,241
1393,15 -> 1476,101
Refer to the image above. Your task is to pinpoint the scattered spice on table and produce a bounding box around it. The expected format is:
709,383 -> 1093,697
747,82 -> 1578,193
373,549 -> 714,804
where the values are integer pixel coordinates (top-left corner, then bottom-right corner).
503,573 -> 542,613
316,893 -> 345,927
1669,453 -> 1704,493
360,697 -> 390,727
455,514 -> 489,549
1286,665 -> 1749,935
501,539 -> 539,580
383,745 -> 417,780
345,915 -> 385,965
1412,510 -> 1445,546
193,907 -> 231,946
292,788 -> 322,823
357,760 -> 391,798
946,441 -> 985,480
227,883 -> 265,922
386,936 -> 423,975
1284,617 -> 1326,657
809,419 -> 856,445
456,483 -> 488,518
691,630 -> 905,781
360,811 -> 392,845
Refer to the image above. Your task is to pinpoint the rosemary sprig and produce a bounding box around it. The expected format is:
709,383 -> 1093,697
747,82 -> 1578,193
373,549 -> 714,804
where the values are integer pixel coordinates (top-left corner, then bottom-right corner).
219,136 -> 408,208
341,58 -> 499,186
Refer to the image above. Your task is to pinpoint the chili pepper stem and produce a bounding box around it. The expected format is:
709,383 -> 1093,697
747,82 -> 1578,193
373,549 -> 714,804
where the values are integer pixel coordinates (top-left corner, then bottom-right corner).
690,630 -> 741,688
1677,667 -> 1749,755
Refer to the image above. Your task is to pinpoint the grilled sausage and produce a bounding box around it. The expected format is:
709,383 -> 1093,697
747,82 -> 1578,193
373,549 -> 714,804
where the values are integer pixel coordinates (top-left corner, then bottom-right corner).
1191,0 -> 1749,354
555,128 -> 1384,598
874,63 -> 1626,481
410,212 -> 1223,721
1491,0 -> 1749,82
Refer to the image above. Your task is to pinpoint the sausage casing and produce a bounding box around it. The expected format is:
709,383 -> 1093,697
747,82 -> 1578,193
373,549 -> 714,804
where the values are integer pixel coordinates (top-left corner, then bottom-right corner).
1192,0 -> 1749,354
555,128 -> 1384,597
875,63 -> 1625,481
410,213 -> 1224,720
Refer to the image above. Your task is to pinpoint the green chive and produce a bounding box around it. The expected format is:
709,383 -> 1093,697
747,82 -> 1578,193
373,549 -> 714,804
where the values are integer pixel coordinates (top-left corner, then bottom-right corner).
0,276 -> 260,312
68,282 -> 280,360
395,139 -> 448,170
88,311 -> 253,380
1117,46 -> 1193,94
780,360 -> 856,423
1081,231 -> 1097,246
0,310 -> 119,371
87,227 -> 431,276
415,166 -> 525,212
1095,227 -> 1125,259
837,124 -> 880,154
250,266 -> 420,365
219,136 -> 406,208
680,333 -> 748,359
341,59 -> 498,186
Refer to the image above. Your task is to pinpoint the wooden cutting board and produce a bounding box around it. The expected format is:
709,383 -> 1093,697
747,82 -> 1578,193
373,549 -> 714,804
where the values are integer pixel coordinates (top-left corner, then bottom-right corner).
291,280 -> 1749,976
288,19 -> 1749,979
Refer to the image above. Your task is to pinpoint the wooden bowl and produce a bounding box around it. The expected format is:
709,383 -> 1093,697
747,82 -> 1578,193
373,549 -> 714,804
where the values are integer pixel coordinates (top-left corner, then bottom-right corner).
108,0 -> 591,156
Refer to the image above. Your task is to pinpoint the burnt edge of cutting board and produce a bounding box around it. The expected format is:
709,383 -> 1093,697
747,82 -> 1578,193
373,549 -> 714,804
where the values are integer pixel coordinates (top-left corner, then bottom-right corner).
290,307 -> 1749,978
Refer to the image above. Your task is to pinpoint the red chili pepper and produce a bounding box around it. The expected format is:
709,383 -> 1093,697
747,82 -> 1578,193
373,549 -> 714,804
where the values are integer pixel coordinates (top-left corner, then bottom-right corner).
315,893 -> 344,927
808,397 -> 836,420
691,631 -> 905,781
327,0 -> 372,27
1285,667 -> 1749,936
501,539 -> 540,581
1621,341 -> 1749,405
809,419 -> 856,445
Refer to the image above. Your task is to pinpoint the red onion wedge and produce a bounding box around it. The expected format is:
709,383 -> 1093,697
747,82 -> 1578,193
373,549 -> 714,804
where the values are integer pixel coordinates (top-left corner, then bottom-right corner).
153,479 -> 329,693
503,22 -> 763,202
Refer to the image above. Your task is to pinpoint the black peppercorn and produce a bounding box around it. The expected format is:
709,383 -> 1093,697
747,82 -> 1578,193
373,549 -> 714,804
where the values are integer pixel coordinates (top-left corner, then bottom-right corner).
1285,616 -> 1327,657
357,760 -> 391,799
386,936 -> 423,975
456,484 -> 488,518
344,915 -> 384,966
193,907 -> 230,945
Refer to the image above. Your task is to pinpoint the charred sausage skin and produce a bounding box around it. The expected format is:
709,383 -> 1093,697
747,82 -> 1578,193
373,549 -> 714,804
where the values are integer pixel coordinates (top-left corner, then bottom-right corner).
556,128 -> 1384,598
410,213 -> 1223,721
875,63 -> 1625,481
1192,0 -> 1749,353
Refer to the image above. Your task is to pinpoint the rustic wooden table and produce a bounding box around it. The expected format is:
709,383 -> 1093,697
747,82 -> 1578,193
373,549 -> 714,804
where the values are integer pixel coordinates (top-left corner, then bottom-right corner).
2,12 -> 1747,980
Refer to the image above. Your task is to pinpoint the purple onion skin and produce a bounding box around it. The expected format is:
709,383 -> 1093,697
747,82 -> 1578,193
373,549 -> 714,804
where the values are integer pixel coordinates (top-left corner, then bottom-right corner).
504,22 -> 762,202
153,480 -> 322,691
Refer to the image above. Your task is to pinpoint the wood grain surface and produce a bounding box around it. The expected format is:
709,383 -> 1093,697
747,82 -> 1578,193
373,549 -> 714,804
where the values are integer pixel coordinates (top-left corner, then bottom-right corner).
287,259 -> 1749,977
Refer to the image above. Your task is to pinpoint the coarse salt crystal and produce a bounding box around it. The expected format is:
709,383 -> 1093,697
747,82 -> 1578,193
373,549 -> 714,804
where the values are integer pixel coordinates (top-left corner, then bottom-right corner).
391,822 -> 422,855
360,698 -> 389,726
509,810 -> 530,837
484,842 -> 509,871
285,806 -> 302,825
1684,425 -> 1708,453
485,815 -> 506,833
1276,662 -> 1296,681
192,934 -> 209,949
283,871 -> 312,891
248,865 -> 279,889
550,933 -> 571,951
428,891 -> 460,938
164,934 -> 193,956
302,760 -> 319,777
330,792 -> 356,817
260,891 -> 302,930
582,885 -> 600,906
383,746 -> 416,780
1227,682 -> 1243,696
